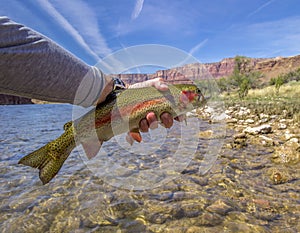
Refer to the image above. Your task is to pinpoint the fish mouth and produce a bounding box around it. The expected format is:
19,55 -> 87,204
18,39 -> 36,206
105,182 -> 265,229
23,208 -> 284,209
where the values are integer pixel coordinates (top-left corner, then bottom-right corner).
197,94 -> 202,102
197,90 -> 206,104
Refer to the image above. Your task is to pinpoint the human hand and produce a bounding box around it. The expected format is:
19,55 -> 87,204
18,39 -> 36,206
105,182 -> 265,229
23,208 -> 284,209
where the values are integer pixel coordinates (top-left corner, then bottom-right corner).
126,78 -> 185,145
95,78 -> 114,105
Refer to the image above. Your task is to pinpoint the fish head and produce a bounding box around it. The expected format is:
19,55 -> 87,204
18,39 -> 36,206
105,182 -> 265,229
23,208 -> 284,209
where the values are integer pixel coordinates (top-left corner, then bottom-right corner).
177,84 -> 206,108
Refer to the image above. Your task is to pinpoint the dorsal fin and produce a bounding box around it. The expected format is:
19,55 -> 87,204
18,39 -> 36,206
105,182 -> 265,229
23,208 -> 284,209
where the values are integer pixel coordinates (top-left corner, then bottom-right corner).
63,121 -> 73,131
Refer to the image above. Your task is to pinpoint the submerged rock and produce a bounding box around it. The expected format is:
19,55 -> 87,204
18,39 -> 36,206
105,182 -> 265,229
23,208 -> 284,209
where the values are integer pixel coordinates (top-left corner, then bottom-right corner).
198,130 -> 214,139
194,212 -> 224,226
272,141 -> 300,164
206,199 -> 233,216
269,169 -> 289,185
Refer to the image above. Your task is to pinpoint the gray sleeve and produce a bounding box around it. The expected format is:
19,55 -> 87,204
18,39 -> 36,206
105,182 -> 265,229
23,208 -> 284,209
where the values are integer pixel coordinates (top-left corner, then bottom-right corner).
0,16 -> 107,107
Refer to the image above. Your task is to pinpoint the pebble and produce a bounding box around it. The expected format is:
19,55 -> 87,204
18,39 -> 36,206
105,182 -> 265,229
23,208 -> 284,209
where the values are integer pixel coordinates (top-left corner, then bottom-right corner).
258,135 -> 274,146
233,138 -> 247,147
271,171 -> 286,184
278,123 -> 287,129
233,132 -> 246,139
259,113 -> 269,119
186,226 -> 204,233
284,130 -> 297,140
288,138 -> 299,143
270,115 -> 278,119
245,119 -> 255,124
259,118 -> 269,123
226,118 -> 238,124
225,109 -> 233,114
244,124 -> 272,135
238,120 -> 245,124
252,199 -> 270,209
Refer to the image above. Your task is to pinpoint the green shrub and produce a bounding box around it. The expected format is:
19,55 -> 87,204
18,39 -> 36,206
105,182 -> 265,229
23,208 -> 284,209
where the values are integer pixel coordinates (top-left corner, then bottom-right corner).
229,56 -> 261,99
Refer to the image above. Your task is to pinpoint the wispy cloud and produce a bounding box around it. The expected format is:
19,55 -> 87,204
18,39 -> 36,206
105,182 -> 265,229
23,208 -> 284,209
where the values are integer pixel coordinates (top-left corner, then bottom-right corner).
116,1 -> 196,37
223,16 -> 300,58
249,16 -> 300,56
131,0 -> 144,20
36,0 -> 111,61
247,0 -> 275,17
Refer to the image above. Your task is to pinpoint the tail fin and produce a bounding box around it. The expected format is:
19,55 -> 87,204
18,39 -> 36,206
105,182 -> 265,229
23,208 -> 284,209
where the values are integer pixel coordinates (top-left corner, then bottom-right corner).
19,139 -> 74,185
19,122 -> 76,184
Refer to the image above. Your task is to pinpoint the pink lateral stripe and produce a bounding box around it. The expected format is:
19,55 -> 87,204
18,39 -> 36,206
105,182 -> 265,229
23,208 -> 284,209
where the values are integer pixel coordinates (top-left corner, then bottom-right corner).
94,98 -> 166,128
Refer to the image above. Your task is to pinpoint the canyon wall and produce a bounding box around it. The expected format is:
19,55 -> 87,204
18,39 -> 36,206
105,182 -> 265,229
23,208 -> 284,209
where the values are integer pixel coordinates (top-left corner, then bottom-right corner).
115,55 -> 300,85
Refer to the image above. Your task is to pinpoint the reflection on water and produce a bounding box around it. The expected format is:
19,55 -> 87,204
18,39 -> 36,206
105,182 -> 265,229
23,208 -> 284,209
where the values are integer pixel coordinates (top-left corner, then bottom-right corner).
0,104 -> 299,232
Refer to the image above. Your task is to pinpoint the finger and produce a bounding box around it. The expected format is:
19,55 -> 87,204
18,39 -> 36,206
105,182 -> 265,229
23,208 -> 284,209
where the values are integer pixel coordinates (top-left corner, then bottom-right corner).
146,112 -> 158,129
139,119 -> 149,132
160,112 -> 173,128
153,78 -> 169,91
128,78 -> 168,91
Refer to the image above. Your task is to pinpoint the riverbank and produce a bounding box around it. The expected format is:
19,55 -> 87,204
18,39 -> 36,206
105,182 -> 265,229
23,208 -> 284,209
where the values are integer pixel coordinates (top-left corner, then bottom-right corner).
215,82 -> 300,184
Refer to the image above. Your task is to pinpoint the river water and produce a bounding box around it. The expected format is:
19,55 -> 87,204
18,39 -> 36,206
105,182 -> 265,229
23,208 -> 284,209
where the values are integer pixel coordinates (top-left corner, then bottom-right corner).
0,104 -> 299,232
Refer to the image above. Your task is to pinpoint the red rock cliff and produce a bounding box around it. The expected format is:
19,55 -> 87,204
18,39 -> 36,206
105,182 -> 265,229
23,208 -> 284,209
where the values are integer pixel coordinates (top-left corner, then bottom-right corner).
116,55 -> 300,85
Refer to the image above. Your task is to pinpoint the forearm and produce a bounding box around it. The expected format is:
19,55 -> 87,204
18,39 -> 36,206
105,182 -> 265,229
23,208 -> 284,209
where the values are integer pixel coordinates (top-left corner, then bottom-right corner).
0,16 -> 108,106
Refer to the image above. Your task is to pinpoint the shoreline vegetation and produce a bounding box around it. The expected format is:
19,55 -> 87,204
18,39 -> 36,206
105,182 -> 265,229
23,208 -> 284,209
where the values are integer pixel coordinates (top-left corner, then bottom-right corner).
216,55 -> 299,124
222,81 -> 300,123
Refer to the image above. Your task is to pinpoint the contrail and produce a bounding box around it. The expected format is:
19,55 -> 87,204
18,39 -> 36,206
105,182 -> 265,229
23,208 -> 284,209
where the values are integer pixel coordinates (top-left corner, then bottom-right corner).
51,0 -> 112,58
189,39 -> 209,55
248,0 -> 275,17
36,0 -> 102,61
131,0 -> 144,20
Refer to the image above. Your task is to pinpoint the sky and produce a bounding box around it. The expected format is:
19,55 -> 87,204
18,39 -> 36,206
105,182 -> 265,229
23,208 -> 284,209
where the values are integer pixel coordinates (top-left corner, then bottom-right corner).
1,0 -> 300,67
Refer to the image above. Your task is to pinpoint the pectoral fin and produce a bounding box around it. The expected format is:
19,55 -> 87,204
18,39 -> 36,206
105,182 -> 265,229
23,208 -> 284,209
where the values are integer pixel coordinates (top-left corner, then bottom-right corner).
130,131 -> 142,143
81,138 -> 103,159
129,128 -> 142,143
126,129 -> 142,145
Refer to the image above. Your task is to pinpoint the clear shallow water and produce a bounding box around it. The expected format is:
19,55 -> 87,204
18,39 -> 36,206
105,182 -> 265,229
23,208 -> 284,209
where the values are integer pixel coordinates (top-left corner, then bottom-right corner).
0,104 -> 299,233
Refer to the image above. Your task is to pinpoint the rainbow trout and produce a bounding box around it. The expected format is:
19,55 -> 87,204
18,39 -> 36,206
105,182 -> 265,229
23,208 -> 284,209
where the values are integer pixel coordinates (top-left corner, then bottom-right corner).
18,84 -> 205,184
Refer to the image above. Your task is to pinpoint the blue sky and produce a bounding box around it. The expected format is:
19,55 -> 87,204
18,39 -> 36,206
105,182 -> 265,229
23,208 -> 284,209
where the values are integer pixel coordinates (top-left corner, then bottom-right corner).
1,0 -> 300,66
